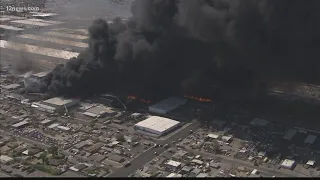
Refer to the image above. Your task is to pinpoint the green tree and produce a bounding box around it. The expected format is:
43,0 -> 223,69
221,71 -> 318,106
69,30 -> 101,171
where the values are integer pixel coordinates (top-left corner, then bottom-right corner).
40,153 -> 49,165
48,146 -> 59,156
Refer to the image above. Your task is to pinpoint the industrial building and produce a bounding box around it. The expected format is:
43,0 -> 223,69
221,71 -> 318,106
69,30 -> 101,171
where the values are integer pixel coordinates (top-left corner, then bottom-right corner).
222,135 -> 233,143
281,159 -> 296,170
32,102 -> 56,113
250,118 -> 269,127
40,119 -> 54,125
197,173 -> 208,178
1,83 -> 21,91
48,123 -> 59,129
149,97 -> 187,115
134,116 -> 180,136
283,129 -> 297,140
167,173 -> 182,178
304,135 -> 317,144
12,121 -> 29,128
306,160 -> 316,167
31,72 -> 49,80
57,126 -> 70,132
42,97 -> 79,112
69,163 -> 87,172
0,155 -> 14,164
207,133 -> 221,140
166,160 -> 182,171
82,106 -> 116,118
79,103 -> 94,111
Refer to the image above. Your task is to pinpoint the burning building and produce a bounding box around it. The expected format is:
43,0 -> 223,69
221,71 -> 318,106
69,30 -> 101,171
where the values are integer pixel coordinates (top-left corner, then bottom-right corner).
149,97 -> 187,115
25,0 -> 320,108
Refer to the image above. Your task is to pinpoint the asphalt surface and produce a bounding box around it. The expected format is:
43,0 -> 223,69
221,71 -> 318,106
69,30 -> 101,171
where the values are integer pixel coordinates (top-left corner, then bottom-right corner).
108,120 -> 201,177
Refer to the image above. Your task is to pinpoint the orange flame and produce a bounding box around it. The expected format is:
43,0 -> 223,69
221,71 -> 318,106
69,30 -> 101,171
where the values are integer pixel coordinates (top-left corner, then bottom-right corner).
140,99 -> 151,104
184,95 -> 212,102
127,95 -> 137,100
127,95 -> 151,104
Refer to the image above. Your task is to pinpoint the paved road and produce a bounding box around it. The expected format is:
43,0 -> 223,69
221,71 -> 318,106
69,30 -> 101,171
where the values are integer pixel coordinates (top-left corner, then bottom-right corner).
108,120 -> 201,177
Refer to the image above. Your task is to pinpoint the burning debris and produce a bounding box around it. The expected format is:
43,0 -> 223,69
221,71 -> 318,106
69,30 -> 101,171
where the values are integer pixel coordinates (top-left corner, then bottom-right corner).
184,95 -> 212,103
128,95 -> 151,104
27,0 -> 320,99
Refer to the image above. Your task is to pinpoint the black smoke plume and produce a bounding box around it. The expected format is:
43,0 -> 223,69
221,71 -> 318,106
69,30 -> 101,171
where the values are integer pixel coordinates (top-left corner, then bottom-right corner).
36,0 -> 320,99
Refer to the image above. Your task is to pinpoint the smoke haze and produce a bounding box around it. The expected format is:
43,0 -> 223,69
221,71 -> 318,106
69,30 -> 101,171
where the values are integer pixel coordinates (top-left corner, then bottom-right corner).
34,0 -> 320,98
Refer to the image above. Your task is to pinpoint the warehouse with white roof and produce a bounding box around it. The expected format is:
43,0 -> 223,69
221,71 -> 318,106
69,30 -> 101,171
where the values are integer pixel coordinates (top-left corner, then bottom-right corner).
134,116 -> 180,136
41,97 -> 79,112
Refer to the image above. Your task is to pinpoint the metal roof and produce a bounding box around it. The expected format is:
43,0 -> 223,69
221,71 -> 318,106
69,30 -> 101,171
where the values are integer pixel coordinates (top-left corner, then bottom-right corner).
12,120 -> 29,128
134,116 -> 180,133
283,129 -> 297,140
304,135 -> 317,144
166,160 -> 181,167
32,72 -> 49,78
43,97 -> 73,106
149,97 -> 187,114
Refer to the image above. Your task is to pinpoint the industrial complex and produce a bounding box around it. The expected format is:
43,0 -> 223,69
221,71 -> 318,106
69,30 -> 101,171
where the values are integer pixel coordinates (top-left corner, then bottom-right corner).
1,0 -> 320,178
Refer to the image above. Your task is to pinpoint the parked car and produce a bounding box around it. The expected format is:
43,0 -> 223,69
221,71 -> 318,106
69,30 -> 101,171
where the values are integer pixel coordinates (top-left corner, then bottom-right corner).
124,162 -> 131,168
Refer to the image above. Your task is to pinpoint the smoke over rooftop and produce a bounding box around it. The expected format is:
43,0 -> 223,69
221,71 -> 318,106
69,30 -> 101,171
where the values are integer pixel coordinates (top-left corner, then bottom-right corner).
30,0 -> 320,99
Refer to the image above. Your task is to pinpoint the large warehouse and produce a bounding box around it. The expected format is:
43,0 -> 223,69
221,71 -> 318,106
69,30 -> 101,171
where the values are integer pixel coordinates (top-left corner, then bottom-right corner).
149,97 -> 187,115
134,116 -> 180,136
42,97 -> 79,110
